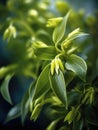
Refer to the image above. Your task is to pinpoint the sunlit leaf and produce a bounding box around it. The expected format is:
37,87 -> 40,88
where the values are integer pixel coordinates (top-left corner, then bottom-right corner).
33,64 -> 51,100
65,54 -> 87,81
21,81 -> 35,125
49,70 -> 68,109
4,103 -> 21,123
0,74 -> 13,104
46,119 -> 59,130
53,10 -> 71,44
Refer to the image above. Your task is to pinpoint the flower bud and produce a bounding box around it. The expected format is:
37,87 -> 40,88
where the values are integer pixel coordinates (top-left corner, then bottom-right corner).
46,17 -> 63,27
68,28 -> 80,38
50,59 -> 55,75
33,41 -> 47,48
3,24 -> 16,41
57,58 -> 64,72
28,9 -> 38,18
50,58 -> 64,75
37,3 -> 48,11
55,58 -> 60,74
56,1 -> 70,13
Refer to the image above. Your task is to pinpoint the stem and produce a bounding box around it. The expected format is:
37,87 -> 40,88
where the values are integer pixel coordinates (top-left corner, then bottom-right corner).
55,43 -> 62,53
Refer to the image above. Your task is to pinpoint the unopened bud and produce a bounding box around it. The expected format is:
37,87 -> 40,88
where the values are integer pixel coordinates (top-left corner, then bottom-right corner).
68,28 -> 80,38
50,58 -> 64,75
37,3 -> 48,11
50,59 -> 55,75
28,9 -> 38,18
3,24 -> 16,41
46,17 -> 63,27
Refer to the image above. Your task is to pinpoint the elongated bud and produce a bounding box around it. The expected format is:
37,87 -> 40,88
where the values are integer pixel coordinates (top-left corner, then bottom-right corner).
3,24 -> 16,41
64,107 -> 76,124
30,103 -> 41,121
57,58 -> 64,72
64,109 -> 74,124
68,28 -> 80,38
50,59 -> 55,75
50,58 -> 64,75
56,1 -> 70,13
33,41 -> 47,48
46,17 -> 63,27
37,3 -> 48,11
55,58 -> 60,74
28,9 -> 38,18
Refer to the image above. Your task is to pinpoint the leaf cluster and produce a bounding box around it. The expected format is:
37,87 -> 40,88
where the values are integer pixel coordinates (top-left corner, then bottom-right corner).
0,0 -> 98,130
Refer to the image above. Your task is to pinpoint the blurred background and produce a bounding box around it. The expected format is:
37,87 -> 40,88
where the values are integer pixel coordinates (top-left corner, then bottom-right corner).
0,0 -> 98,129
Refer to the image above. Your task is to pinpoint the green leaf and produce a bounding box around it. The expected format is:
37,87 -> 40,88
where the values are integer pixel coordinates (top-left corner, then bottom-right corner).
49,70 -> 68,108
53,10 -> 71,44
34,46 -> 57,60
85,105 -> 98,126
4,103 -> 21,123
21,81 -> 35,124
0,74 -> 13,104
33,64 -> 51,100
46,119 -> 59,130
65,54 -> 87,81
73,119 -> 83,130
64,70 -> 75,86
68,91 -> 82,107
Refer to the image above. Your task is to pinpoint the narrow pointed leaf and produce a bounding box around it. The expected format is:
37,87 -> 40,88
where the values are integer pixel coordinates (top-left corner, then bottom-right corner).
65,54 -> 87,81
0,74 -> 13,104
49,70 -> 68,108
33,64 -> 50,100
21,93 -> 30,124
53,11 -> 71,44
46,119 -> 59,130
4,104 -> 21,123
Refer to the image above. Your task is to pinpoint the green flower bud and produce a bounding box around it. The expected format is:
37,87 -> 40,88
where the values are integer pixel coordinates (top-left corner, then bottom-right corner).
24,0 -> 32,4
28,9 -> 38,18
82,87 -> 94,105
55,58 -> 60,74
30,103 -> 42,121
37,3 -> 48,11
46,17 -> 63,28
0,67 -> 8,79
33,41 -> 47,48
3,24 -> 16,41
68,28 -> 80,38
50,59 -> 55,75
56,1 -> 70,13
57,58 -> 64,72
50,58 -> 64,75
64,107 -> 76,124
64,106 -> 81,124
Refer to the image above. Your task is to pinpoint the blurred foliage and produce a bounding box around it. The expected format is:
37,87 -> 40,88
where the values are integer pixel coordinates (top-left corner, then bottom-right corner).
0,0 -> 98,129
